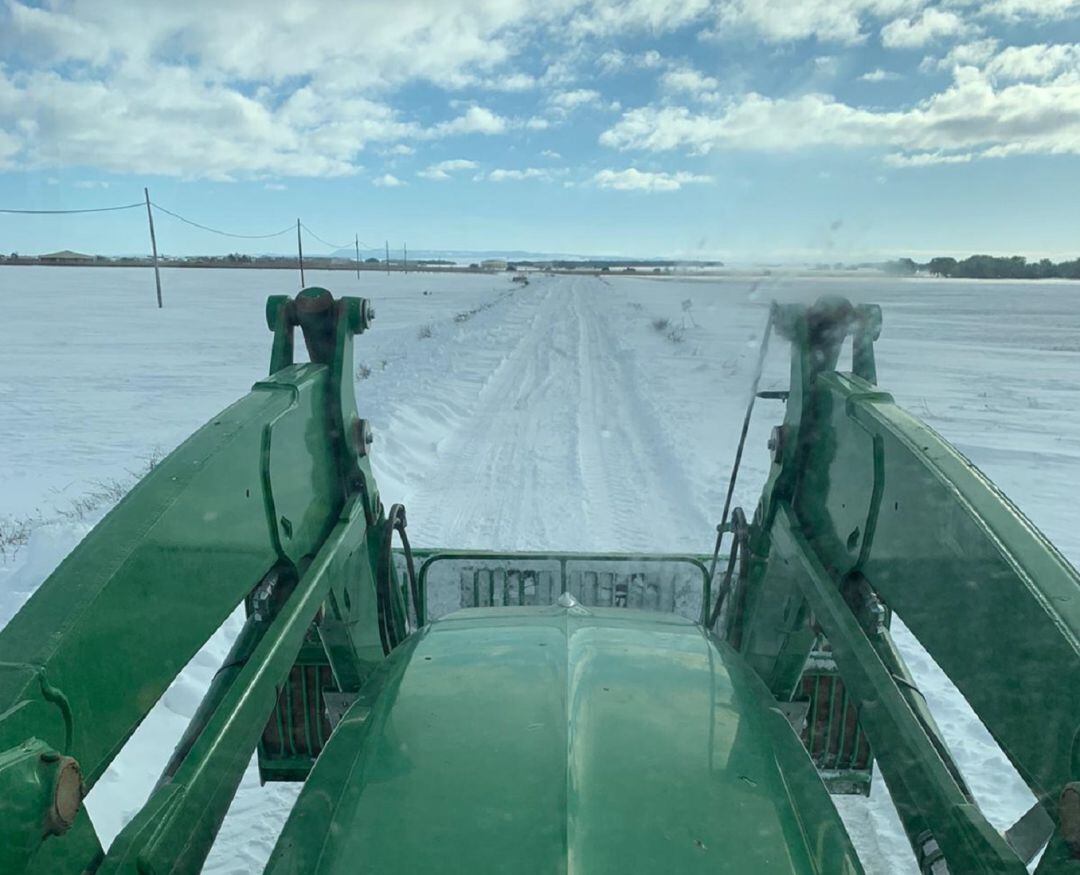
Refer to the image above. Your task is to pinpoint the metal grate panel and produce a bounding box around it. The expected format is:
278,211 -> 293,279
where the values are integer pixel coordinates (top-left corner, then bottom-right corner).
401,550 -> 711,624
258,659 -> 336,782
795,649 -> 873,795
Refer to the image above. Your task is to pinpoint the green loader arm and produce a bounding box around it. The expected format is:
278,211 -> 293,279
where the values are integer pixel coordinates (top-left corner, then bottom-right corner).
724,297 -> 1080,873
0,289 -> 404,874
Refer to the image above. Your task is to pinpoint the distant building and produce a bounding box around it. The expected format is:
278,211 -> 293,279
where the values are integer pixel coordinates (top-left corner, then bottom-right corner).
39,250 -> 94,264
480,258 -> 508,271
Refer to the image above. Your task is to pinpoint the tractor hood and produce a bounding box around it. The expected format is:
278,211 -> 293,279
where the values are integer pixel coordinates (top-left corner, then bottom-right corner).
266,602 -> 861,874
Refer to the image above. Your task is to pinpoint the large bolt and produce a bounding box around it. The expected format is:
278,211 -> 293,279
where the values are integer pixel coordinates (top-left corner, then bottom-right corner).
348,298 -> 375,333
354,419 -> 374,456
44,755 -> 84,835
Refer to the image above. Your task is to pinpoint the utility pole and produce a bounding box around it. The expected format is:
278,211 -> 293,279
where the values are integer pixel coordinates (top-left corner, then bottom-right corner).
385,240 -> 390,274
144,187 -> 163,308
403,242 -> 407,273
297,219 -> 305,288
355,234 -> 360,280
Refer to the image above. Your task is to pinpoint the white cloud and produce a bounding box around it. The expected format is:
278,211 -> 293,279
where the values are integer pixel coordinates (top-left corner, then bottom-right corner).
536,58 -> 578,88
927,38 -> 1001,71
417,159 -> 478,180
487,167 -> 550,181
925,39 -> 1080,83
549,89 -> 603,110
263,182 -> 287,190
660,67 -> 721,101
709,0 -> 924,46
457,69 -> 542,91
5,1 -> 113,65
883,150 -> 973,166
640,49 -> 666,68
545,88 -> 620,124
541,149 -> 562,158
0,66 -> 415,179
983,43 -> 1080,81
6,0 -> 1075,184
0,1 -> 563,178
431,106 -> 509,136
373,173 -> 405,187
74,180 -> 110,189
881,9 -> 972,49
593,167 -> 714,191
600,64 -> 1080,166
975,0 -> 1080,21
568,0 -> 711,38
485,72 -> 538,91
597,48 -> 668,73
813,55 -> 843,77
0,1 -> 541,91
597,49 -> 629,73
859,68 -> 902,81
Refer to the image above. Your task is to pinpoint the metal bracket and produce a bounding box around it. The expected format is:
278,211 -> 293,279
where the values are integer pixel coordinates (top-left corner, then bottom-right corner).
323,692 -> 360,728
777,700 -> 810,735
1004,801 -> 1055,865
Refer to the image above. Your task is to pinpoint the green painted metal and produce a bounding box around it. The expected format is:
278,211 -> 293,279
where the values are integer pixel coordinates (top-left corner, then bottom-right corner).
265,602 -> 863,874
405,548 -> 879,797
0,288 -> 389,874
0,287 -> 1077,874
772,506 -> 1023,872
807,368 -> 1080,808
100,497 -> 372,874
732,297 -> 1080,873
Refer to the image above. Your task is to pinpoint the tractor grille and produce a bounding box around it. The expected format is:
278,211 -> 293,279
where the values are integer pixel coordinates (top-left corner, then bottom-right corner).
258,655 -> 336,782
795,650 -> 873,795
407,551 -> 710,624
459,567 -> 681,612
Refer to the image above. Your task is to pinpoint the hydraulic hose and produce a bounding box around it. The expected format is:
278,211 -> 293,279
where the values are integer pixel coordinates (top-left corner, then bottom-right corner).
376,503 -> 419,655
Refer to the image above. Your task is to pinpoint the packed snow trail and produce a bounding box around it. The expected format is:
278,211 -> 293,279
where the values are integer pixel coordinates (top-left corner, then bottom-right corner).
401,275 -> 710,551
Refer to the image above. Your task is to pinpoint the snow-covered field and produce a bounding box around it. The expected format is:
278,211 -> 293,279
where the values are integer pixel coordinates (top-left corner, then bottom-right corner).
2,265 -> 1078,872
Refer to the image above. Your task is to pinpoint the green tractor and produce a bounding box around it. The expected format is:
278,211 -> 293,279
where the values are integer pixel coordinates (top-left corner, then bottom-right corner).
1,288 -> 1077,874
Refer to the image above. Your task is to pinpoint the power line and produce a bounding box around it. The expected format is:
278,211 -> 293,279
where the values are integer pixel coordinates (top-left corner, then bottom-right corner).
2,196 -> 385,254
150,202 -> 294,239
0,202 -> 143,215
2,199 -> 383,250
300,223 -> 351,251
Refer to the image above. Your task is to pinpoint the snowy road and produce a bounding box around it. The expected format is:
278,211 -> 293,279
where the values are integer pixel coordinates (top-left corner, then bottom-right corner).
401,276 -> 708,551
2,266 -> 1079,872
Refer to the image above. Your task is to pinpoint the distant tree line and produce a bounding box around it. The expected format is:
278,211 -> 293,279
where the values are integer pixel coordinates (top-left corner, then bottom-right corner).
884,255 -> 1080,279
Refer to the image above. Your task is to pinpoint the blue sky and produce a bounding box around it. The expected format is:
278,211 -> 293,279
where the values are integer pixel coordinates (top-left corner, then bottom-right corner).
2,0 -> 1080,262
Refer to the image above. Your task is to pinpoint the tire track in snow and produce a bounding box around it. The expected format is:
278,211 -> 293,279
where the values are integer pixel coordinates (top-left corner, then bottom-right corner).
569,276 -> 711,550
406,274 -> 711,552
406,278 -> 580,548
